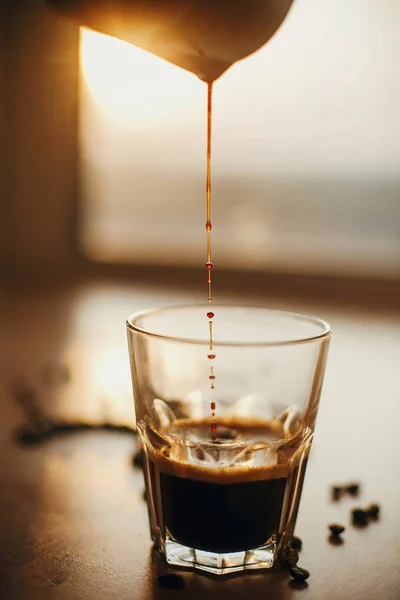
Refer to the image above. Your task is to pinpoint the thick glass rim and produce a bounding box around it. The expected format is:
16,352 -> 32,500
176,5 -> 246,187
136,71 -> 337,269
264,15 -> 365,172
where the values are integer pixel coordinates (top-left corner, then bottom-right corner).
126,303 -> 332,348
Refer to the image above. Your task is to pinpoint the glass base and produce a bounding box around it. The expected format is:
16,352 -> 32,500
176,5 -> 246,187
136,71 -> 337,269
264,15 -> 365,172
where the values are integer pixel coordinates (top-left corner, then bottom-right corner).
164,537 -> 277,575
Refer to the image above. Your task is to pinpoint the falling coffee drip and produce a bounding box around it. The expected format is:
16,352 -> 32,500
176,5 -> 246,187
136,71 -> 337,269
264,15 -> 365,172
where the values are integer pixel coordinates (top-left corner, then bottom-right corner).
206,82 -> 213,303
205,83 -> 217,439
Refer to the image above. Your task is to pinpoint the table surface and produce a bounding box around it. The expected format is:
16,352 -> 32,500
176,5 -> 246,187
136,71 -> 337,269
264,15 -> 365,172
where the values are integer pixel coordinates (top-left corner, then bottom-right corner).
1,277 -> 399,600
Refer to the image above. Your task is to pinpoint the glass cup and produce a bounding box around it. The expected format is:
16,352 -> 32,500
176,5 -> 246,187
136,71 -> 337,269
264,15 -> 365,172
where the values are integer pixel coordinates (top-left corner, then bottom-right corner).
127,304 -> 331,575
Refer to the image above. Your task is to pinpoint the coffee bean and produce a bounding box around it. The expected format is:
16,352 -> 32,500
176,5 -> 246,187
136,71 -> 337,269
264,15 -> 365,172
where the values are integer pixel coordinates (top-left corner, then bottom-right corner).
352,508 -> 368,524
291,536 -> 302,550
279,546 -> 299,568
328,533 -> 344,546
366,504 -> 380,519
157,573 -> 185,590
331,486 -> 342,501
329,524 -> 345,536
286,549 -> 299,567
346,483 -> 360,496
290,566 -> 310,582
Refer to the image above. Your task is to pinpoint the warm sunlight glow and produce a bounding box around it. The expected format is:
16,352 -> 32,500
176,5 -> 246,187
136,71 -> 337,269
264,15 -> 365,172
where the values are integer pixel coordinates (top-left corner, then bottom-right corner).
80,28 -> 202,125
79,2 -> 400,278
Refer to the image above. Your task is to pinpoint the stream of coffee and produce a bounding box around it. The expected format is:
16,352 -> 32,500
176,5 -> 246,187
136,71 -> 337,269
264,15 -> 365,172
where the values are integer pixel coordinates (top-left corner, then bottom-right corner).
205,83 -> 217,439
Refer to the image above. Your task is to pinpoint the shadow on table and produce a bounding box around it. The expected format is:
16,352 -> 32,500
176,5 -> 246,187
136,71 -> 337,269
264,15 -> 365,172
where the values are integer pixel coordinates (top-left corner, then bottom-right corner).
149,546 -> 298,600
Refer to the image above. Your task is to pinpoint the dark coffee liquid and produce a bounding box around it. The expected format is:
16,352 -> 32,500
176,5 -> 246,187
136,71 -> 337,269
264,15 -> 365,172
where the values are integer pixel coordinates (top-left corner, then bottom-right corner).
146,418 -> 298,554
160,471 -> 287,553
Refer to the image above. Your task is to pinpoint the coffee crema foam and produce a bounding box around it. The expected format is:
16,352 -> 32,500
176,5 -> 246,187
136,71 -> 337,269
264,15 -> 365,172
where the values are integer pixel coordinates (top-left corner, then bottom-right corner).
146,417 -> 307,485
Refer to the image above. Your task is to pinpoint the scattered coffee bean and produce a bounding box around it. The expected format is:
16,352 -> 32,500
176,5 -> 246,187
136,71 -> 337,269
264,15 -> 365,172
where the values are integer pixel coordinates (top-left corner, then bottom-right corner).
133,451 -> 143,468
329,524 -> 345,536
366,503 -> 380,519
328,533 -> 344,546
352,508 -> 368,524
278,546 -> 299,568
291,536 -> 302,550
331,482 -> 362,501
290,566 -> 310,582
157,573 -> 185,590
346,483 -> 360,497
286,549 -> 299,567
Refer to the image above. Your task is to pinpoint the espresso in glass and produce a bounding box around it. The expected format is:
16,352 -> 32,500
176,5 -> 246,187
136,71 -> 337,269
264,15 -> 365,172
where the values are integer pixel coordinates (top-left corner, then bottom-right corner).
143,416 -> 307,556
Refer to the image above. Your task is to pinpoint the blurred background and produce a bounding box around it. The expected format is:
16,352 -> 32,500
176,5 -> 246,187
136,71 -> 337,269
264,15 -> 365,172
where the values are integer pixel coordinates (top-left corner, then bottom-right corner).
80,1 -> 400,279
0,1 -> 399,597
1,0 -> 399,285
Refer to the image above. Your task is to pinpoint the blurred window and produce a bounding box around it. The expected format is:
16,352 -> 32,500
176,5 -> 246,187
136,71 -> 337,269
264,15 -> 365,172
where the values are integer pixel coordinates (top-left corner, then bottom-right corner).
79,0 -> 400,279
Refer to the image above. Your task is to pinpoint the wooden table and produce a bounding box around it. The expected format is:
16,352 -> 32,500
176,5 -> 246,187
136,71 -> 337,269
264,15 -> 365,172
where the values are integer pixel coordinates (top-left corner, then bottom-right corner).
1,277 -> 399,599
